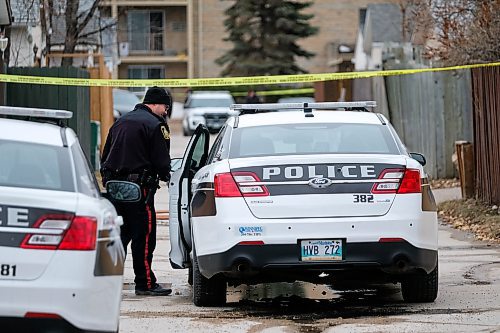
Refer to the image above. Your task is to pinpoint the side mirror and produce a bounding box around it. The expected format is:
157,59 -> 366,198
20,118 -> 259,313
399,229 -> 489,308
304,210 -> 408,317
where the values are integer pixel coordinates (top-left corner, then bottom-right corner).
171,158 -> 183,172
105,181 -> 142,202
410,152 -> 426,166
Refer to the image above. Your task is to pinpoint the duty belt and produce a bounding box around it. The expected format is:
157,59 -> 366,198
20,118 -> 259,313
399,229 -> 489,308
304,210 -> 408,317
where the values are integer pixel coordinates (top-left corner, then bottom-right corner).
103,170 -> 157,188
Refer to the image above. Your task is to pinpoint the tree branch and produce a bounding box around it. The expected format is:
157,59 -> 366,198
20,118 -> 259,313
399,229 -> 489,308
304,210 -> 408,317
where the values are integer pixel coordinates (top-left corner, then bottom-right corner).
77,21 -> 116,40
77,0 -> 102,33
50,41 -> 103,47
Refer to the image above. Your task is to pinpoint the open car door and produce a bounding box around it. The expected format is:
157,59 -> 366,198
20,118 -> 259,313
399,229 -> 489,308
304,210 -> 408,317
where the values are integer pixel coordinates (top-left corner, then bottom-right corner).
169,124 -> 210,269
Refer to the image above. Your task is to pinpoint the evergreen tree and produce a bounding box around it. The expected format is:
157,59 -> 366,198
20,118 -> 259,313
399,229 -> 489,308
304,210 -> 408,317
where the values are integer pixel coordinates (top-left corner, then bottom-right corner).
216,0 -> 318,76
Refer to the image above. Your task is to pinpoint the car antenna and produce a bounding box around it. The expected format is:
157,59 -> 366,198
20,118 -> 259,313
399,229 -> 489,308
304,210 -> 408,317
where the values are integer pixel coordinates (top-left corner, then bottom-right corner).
303,103 -> 314,117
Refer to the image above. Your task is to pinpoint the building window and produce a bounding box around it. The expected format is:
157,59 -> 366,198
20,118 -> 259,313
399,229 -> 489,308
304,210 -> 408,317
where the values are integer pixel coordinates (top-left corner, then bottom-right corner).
128,10 -> 164,53
128,65 -> 165,94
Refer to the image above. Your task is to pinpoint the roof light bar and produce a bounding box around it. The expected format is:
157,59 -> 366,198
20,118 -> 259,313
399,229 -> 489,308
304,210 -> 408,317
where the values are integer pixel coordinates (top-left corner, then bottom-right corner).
0,106 -> 73,119
230,101 -> 376,111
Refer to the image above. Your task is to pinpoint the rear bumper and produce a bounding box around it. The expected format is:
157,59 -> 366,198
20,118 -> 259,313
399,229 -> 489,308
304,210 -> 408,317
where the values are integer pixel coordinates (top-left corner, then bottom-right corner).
0,276 -> 122,332
0,251 -> 122,332
197,241 -> 438,281
0,317 -> 116,333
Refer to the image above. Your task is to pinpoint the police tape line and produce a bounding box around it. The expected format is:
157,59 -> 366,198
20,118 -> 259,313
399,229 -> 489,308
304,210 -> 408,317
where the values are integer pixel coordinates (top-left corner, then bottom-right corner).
232,88 -> 314,96
171,88 -> 314,96
1,62 -> 499,88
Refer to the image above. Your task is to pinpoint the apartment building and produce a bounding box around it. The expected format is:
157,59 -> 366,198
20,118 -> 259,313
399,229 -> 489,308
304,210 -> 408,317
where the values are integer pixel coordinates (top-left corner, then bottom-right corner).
100,0 -> 399,83
100,0 -> 194,90
194,0 -> 400,78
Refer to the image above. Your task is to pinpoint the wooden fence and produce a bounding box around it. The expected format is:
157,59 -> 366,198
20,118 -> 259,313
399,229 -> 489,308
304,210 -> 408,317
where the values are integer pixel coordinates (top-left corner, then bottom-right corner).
472,67 -> 500,205
6,67 -> 91,157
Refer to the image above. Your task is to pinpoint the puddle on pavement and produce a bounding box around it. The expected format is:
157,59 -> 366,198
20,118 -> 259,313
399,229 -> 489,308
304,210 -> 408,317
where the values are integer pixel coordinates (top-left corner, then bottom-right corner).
227,281 -> 340,303
225,280 -> 407,319
220,281 -> 408,327
221,281 -> 470,324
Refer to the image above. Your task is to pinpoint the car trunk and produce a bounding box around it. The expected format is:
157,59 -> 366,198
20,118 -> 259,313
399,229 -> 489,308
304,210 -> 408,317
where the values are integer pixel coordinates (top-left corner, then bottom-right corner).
229,155 -> 408,219
0,187 -> 78,280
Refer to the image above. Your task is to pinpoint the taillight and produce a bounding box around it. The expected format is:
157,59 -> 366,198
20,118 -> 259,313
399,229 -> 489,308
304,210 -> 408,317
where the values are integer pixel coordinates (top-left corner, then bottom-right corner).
20,214 -> 73,250
58,216 -> 97,250
371,168 -> 421,194
233,172 -> 269,197
371,168 -> 404,194
214,172 -> 269,197
397,169 -> 421,194
214,173 -> 242,197
21,215 -> 97,251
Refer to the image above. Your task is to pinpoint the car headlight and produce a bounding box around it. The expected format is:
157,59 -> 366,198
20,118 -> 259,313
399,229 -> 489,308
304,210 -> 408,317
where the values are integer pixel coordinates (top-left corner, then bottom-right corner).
189,115 -> 205,128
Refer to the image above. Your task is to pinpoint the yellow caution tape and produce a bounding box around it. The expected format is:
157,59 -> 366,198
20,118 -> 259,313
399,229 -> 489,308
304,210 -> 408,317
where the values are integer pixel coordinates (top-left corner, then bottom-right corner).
0,62 -> 499,87
232,88 -> 314,97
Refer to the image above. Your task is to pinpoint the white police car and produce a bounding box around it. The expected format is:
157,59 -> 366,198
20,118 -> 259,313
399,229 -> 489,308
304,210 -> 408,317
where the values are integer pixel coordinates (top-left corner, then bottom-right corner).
0,106 -> 124,332
169,102 -> 438,306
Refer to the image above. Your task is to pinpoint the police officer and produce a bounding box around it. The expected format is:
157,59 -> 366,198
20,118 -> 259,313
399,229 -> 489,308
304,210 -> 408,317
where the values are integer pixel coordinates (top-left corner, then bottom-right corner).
245,89 -> 261,104
101,86 -> 172,296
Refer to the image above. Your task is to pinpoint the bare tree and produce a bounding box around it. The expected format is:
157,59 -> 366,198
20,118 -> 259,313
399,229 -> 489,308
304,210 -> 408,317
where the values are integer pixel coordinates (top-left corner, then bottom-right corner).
39,0 -> 115,66
404,0 -> 500,65
399,0 -> 434,45
7,0 -> 39,66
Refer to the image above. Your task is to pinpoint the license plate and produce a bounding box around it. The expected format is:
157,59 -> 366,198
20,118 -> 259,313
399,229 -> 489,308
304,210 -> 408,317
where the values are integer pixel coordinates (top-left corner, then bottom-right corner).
207,122 -> 223,128
300,239 -> 343,261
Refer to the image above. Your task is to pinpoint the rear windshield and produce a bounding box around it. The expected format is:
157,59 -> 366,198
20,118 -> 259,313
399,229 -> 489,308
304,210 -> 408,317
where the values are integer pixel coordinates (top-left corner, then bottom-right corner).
229,123 -> 400,158
0,140 -> 75,191
187,97 -> 234,108
113,89 -> 141,105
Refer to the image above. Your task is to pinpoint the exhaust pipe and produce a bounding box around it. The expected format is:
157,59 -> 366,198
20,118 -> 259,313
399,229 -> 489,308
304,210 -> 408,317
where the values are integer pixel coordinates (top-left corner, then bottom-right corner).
232,259 -> 251,273
396,260 -> 407,270
237,263 -> 249,272
393,255 -> 409,271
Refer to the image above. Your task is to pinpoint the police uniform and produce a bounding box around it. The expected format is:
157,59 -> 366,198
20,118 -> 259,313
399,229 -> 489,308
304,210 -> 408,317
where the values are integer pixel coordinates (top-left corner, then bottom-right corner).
101,87 -> 172,296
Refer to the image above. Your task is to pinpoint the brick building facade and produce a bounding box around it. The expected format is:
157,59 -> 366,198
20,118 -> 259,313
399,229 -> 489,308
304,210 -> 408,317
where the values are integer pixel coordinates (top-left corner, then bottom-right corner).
194,0 -> 400,78
101,0 -> 400,81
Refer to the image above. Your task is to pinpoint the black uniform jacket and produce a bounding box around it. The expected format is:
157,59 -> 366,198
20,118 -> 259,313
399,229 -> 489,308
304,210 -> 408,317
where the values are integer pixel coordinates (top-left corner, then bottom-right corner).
101,104 -> 171,181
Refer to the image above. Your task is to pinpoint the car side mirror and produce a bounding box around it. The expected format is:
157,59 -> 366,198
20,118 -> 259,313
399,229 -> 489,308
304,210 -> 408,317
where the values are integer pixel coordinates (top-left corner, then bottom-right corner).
171,158 -> 183,172
410,152 -> 426,166
105,181 -> 142,202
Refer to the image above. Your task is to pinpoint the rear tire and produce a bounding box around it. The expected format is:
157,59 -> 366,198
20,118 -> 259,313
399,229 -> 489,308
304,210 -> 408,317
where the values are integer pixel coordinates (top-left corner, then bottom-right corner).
192,254 -> 226,306
188,266 -> 193,286
401,263 -> 438,303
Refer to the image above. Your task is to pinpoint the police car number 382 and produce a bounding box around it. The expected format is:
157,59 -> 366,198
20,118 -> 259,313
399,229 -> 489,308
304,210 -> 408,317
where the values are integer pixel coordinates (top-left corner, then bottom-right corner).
169,101 -> 438,307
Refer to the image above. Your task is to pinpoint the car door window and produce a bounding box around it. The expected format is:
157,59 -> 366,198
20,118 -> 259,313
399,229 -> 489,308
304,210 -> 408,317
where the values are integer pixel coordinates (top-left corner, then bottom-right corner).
71,143 -> 100,198
189,133 -> 208,172
206,126 -> 226,164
